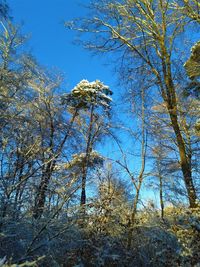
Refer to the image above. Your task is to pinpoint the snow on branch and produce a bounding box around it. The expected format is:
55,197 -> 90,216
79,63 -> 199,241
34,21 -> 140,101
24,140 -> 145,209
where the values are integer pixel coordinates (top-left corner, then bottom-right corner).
62,79 -> 113,110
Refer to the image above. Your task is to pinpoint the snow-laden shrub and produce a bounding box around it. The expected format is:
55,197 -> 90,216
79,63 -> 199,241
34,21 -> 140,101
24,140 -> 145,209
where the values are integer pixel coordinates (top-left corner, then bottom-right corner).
168,203 -> 200,266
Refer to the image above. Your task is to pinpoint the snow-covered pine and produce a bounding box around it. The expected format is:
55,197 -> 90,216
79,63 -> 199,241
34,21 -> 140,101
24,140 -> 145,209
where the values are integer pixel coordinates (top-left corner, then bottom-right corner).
62,79 -> 112,110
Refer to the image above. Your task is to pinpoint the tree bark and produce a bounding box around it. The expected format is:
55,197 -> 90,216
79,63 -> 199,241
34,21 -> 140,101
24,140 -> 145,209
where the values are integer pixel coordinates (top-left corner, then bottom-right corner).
33,110 -> 78,219
169,111 -> 197,208
80,105 -> 94,207
161,41 -> 197,208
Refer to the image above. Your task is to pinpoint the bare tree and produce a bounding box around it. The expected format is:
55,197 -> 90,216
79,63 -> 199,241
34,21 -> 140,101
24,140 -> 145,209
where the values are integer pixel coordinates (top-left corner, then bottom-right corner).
68,0 -> 199,207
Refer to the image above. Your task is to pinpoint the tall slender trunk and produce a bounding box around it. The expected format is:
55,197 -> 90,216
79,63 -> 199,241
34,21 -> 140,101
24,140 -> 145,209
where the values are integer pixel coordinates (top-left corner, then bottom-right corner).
128,87 -> 147,249
14,158 -> 25,218
159,174 -> 164,220
80,166 -> 86,206
80,105 -> 94,207
157,162 -> 164,220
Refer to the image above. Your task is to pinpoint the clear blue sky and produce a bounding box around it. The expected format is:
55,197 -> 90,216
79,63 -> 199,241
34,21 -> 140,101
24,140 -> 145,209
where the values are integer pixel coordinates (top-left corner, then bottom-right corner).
8,0 -> 135,161
7,0 -> 156,204
8,0 -> 116,91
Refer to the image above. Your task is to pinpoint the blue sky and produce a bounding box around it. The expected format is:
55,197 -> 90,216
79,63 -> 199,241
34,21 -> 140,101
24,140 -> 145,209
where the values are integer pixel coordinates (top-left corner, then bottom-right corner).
8,0 -> 116,91
7,0 -> 157,204
8,0 -> 136,161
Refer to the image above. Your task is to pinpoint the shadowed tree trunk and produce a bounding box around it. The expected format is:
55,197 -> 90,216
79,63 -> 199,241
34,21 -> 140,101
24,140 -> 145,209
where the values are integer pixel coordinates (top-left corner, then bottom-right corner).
33,110 -> 78,219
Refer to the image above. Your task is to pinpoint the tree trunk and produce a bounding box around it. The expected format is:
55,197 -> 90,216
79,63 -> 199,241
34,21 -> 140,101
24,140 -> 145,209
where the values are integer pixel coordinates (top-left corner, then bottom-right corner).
33,161 -> 53,219
169,111 -> 197,208
80,105 -> 94,207
33,110 -> 78,219
80,165 -> 87,206
158,172 -> 164,220
128,87 -> 146,249
163,52 -> 197,208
